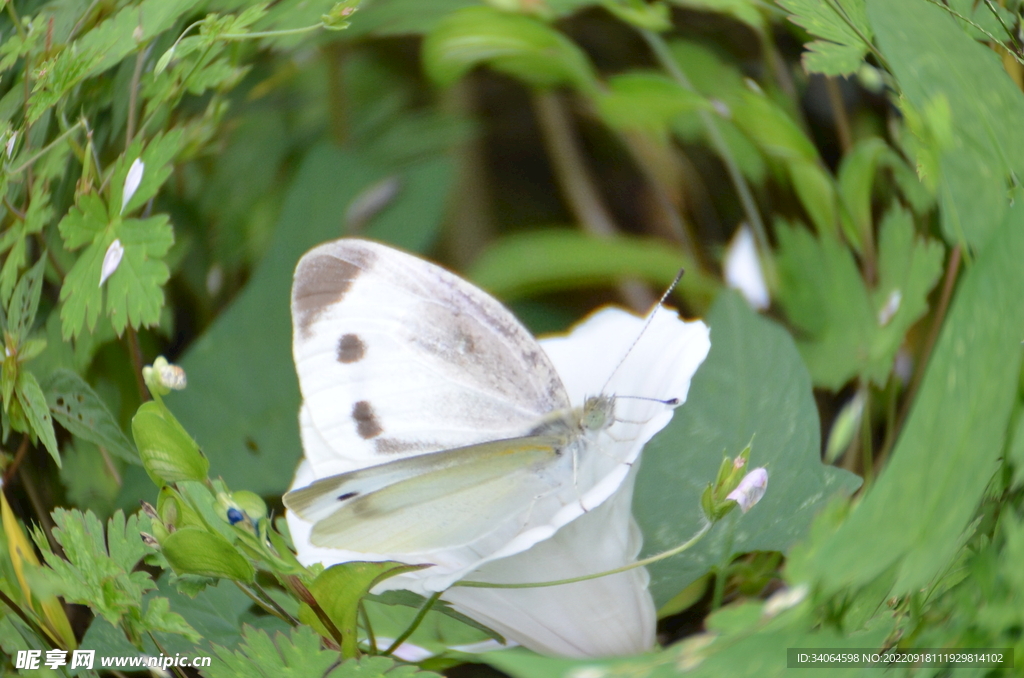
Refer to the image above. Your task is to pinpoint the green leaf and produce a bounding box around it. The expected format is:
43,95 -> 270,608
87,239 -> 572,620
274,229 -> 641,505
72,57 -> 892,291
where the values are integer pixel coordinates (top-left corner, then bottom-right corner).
110,131 -> 183,217
793,203 -> 1024,594
132,400 -> 209,485
597,71 -> 710,136
343,0 -> 478,38
15,369 -> 61,466
366,589 -> 505,646
59,440 -> 122,518
868,0 -> 1024,249
468,229 -> 717,309
298,561 -> 425,656
422,7 -> 599,94
788,159 -> 838,236
778,0 -> 872,76
105,215 -> 174,334
160,528 -> 255,583
634,292 -> 860,607
775,212 -> 943,389
43,369 -> 138,465
6,257 -> 47,343
837,137 -> 889,252
205,625 -> 344,678
32,509 -> 158,627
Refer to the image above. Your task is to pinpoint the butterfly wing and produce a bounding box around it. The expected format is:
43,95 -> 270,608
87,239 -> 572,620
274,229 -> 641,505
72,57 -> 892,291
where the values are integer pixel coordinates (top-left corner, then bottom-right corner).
292,239 -> 570,467
284,436 -> 571,552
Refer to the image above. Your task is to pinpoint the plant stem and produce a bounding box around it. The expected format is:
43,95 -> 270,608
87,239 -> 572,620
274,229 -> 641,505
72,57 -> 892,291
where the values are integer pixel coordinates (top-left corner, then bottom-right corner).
382,591 -> 442,656
640,29 -> 775,286
456,519 -> 713,589
532,90 -> 655,312
825,77 -> 852,153
359,601 -> 377,654
9,121 -> 85,175
125,46 -> 148,147
126,326 -> 150,403
2,436 -> 31,485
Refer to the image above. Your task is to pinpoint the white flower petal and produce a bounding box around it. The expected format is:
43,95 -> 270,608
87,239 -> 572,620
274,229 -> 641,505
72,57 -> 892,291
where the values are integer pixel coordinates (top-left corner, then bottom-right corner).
726,467 -> 768,513
287,305 -> 712,656
99,239 -> 124,287
5,132 -> 16,159
724,225 -> 769,310
121,158 -> 144,214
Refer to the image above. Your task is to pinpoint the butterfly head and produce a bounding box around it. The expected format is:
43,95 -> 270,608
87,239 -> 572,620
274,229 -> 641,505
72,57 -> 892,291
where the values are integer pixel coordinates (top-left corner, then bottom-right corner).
581,395 -> 615,434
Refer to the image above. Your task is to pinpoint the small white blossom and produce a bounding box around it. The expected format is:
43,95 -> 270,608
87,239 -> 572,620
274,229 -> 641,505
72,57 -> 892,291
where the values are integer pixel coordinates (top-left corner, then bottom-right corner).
144,356 -> 187,392
5,132 -> 16,158
724,225 -> 769,310
763,583 -> 809,617
99,239 -> 124,287
877,289 -> 902,326
726,467 -> 768,513
121,158 -> 144,214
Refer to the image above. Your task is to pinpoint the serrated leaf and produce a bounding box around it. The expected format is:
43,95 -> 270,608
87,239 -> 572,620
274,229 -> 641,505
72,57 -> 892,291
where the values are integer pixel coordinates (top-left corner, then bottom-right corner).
778,0 -> 872,76
43,369 -> 138,465
110,131 -> 183,217
16,369 -> 61,466
105,215 -> 174,334
31,509 -> 157,627
58,239 -> 107,340
422,6 -> 599,94
206,625 -> 341,678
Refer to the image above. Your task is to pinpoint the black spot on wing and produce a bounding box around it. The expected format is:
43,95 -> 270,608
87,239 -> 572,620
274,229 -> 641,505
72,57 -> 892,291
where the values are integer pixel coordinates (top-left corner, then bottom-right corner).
337,334 -> 365,363
293,244 -> 376,338
352,401 -> 383,439
337,492 -> 358,501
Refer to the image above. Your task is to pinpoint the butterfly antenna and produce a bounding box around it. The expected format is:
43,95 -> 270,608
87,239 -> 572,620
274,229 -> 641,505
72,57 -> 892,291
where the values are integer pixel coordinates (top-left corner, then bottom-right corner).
600,268 -> 685,394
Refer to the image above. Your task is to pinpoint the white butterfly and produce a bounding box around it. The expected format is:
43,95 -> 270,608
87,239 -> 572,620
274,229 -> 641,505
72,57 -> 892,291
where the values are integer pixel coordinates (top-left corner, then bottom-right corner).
283,238 -> 693,565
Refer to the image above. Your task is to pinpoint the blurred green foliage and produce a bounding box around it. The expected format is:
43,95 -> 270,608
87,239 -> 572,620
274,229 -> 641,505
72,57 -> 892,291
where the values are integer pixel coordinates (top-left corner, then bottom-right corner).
2,0 -> 1024,675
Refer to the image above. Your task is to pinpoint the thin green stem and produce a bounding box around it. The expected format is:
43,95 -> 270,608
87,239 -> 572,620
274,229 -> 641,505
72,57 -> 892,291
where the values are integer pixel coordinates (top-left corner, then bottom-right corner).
235,582 -> 291,625
359,601 -> 377,655
252,582 -> 299,626
456,519 -> 713,590
640,29 -> 775,286
8,121 -> 85,175
382,591 -> 442,656
5,2 -> 26,41
220,24 -> 323,40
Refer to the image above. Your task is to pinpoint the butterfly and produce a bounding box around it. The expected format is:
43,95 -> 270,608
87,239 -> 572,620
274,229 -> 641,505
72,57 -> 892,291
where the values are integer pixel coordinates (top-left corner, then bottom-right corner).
283,238 -> 686,559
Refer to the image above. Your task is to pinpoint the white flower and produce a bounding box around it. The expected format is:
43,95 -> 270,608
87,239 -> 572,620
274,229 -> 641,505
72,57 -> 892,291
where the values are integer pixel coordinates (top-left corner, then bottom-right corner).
99,239 -> 124,287
5,132 -> 16,159
287,307 -> 711,657
726,467 -> 768,513
121,158 -> 144,214
762,583 -> 808,618
724,225 -> 769,310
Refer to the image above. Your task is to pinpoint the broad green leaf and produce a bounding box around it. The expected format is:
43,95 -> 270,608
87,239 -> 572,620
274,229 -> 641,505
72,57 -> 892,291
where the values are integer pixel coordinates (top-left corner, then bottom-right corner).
145,145 -> 453,500
343,0 -> 478,37
105,215 -> 174,334
468,229 -> 717,310
59,440 -> 122,518
298,561 -> 425,657
597,71 -> 710,136
729,89 -> 818,162
778,0 -> 873,76
868,0 -> 1024,249
795,203 -> 1024,594
422,7 -> 600,94
16,369 -> 61,466
43,369 -> 138,465
634,292 -> 860,608
132,400 -> 209,485
161,528 -> 255,583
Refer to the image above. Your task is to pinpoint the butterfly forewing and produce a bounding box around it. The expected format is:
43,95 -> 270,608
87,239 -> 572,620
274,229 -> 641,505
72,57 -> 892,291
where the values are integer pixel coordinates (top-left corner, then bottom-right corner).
287,436 -> 569,552
292,239 -> 571,464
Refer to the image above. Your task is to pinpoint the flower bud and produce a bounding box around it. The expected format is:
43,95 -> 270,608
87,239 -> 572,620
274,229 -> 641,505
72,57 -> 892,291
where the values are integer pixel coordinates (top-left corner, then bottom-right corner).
99,239 -> 124,287
142,356 -> 187,395
726,467 -> 768,513
132,400 -> 208,486
121,158 -> 144,214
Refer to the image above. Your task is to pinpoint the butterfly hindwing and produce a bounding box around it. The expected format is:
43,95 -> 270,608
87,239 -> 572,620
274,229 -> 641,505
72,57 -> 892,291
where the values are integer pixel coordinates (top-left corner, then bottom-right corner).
292,239 -> 571,465
285,436 -> 569,552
